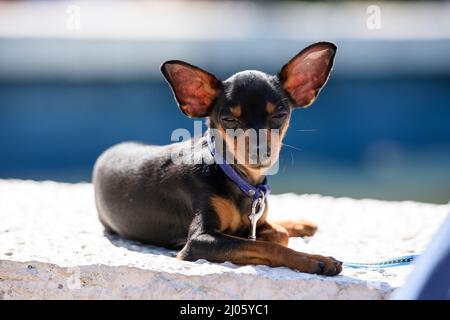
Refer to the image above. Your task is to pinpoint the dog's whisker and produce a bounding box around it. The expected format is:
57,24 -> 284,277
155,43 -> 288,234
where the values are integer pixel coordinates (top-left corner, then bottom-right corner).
295,129 -> 317,132
282,143 -> 303,152
279,152 -> 287,169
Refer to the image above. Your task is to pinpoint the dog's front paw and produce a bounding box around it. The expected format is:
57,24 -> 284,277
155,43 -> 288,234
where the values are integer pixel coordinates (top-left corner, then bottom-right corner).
312,255 -> 342,276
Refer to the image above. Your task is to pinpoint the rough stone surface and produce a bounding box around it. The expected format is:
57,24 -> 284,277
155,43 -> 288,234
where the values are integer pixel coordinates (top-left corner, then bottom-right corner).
0,179 -> 447,299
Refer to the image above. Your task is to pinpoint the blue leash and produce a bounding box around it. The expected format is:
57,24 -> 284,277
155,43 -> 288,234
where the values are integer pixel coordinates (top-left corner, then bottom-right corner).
342,254 -> 421,269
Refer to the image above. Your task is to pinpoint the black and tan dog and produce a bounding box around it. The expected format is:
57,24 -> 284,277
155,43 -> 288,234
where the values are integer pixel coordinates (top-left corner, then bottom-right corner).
93,42 -> 342,276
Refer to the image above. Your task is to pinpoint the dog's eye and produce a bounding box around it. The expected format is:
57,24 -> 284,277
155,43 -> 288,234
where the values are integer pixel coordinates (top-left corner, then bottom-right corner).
272,112 -> 287,119
222,117 -> 238,122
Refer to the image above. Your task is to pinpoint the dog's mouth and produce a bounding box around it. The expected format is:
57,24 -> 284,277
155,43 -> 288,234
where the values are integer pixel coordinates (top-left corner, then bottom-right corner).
217,130 -> 281,170
247,162 -> 272,169
245,155 -> 275,169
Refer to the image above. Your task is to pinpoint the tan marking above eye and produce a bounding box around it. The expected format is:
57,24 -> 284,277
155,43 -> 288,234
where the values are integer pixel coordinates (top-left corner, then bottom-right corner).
230,105 -> 241,118
266,102 -> 276,114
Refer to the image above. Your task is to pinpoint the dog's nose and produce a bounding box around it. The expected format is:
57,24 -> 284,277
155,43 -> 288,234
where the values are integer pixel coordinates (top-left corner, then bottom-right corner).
258,146 -> 271,158
248,145 -> 271,164
252,147 -> 271,162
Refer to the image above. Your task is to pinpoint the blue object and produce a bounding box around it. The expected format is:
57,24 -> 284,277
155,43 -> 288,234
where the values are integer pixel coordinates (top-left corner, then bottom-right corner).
392,202 -> 450,300
206,130 -> 271,201
343,254 -> 420,269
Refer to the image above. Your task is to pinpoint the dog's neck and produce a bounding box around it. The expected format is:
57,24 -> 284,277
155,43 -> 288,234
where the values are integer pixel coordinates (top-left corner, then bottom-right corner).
205,124 -> 269,186
233,163 -> 266,186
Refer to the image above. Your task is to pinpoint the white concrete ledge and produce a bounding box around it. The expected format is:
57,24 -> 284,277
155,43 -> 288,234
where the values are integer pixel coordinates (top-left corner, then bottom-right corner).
0,180 -> 447,299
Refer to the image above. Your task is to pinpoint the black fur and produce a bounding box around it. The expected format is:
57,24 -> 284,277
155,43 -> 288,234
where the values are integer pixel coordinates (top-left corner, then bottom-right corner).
93,42 -> 338,273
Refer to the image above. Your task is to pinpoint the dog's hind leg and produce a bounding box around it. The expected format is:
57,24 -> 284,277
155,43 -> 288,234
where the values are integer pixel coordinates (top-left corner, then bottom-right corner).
257,221 -> 290,246
272,219 -> 318,237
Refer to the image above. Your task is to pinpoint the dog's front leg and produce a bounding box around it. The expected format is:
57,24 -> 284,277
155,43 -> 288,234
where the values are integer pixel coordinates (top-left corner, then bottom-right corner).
177,231 -> 342,276
257,221 -> 290,246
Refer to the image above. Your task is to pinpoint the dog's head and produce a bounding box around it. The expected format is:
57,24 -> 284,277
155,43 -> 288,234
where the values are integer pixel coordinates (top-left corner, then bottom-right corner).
161,42 -> 336,175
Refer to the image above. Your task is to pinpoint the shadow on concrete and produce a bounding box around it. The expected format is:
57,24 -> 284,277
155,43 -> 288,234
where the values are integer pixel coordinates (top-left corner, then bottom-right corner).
103,230 -> 178,258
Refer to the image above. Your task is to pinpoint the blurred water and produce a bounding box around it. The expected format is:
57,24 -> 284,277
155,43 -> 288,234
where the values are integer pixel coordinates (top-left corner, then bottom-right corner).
0,76 -> 449,203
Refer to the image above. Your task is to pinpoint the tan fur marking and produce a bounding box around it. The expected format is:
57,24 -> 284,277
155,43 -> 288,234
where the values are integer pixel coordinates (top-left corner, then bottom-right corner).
211,196 -> 242,233
230,105 -> 242,118
266,102 -> 276,114
216,119 -> 290,185
274,219 -> 318,237
280,119 -> 289,140
257,220 -> 289,246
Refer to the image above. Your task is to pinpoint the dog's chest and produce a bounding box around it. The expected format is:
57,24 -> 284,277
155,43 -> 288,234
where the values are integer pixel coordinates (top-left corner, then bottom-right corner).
211,196 -> 268,235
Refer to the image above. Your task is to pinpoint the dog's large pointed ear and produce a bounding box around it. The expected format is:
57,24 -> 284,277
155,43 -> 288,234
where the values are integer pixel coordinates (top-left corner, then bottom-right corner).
161,60 -> 222,118
278,42 -> 336,108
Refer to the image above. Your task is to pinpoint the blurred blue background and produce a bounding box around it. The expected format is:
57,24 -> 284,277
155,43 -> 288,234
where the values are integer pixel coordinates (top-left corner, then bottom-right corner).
0,0 -> 449,203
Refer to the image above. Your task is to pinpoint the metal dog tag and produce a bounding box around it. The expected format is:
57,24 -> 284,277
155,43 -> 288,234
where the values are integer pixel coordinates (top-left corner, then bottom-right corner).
248,196 -> 265,241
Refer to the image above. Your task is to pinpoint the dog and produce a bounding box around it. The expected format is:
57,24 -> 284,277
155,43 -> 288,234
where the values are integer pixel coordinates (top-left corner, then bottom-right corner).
93,42 -> 342,276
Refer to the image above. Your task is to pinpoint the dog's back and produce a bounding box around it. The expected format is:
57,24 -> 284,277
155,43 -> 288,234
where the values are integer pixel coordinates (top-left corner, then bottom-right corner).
93,141 -> 199,248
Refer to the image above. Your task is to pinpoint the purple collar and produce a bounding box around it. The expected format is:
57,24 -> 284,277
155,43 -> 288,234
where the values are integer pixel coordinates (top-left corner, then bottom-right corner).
206,130 -> 271,201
